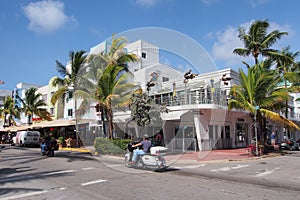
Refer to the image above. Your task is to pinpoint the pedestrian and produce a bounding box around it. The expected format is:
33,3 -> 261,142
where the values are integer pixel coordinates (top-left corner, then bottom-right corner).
271,131 -> 276,146
155,131 -> 163,146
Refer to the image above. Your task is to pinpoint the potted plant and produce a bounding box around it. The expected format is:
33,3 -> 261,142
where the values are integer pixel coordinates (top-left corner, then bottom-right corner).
58,137 -> 65,149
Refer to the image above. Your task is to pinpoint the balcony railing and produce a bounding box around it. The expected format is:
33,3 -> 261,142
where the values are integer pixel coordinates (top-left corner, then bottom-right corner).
152,89 -> 229,107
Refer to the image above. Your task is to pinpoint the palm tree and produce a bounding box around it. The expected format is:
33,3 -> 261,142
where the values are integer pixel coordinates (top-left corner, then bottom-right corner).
19,87 -> 52,124
95,36 -> 139,139
0,96 -> 21,127
268,46 -> 300,138
75,36 -> 139,139
76,67 -> 140,139
233,19 -> 288,65
228,62 -> 300,142
51,50 -> 87,111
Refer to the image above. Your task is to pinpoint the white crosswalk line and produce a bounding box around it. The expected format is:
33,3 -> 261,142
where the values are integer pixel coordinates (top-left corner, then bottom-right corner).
0,190 -> 48,200
255,168 -> 280,177
43,170 -> 75,176
210,164 -> 249,172
183,164 -> 207,169
81,179 -> 107,186
82,167 -> 95,170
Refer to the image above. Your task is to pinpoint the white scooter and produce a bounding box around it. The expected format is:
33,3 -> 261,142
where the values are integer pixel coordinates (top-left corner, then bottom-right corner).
125,143 -> 168,171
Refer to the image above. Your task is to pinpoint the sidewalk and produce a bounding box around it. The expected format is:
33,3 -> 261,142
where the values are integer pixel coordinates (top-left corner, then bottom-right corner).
63,146 -> 281,163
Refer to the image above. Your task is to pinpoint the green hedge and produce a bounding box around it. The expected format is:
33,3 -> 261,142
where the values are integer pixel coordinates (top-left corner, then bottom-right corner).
94,138 -> 131,155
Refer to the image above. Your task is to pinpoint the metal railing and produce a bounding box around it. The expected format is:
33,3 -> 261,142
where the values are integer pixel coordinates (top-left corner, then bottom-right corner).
152,89 -> 229,107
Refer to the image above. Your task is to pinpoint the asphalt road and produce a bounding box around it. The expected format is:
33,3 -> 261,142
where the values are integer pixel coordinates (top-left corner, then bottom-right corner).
0,145 -> 299,200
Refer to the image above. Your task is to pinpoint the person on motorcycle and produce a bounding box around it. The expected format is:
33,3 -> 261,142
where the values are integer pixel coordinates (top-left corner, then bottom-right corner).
40,139 -> 47,155
130,134 -> 152,164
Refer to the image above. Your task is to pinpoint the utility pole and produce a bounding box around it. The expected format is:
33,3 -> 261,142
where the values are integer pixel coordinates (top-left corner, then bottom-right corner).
254,106 -> 260,156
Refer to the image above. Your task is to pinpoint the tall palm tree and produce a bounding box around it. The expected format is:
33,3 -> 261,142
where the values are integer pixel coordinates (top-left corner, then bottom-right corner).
97,36 -> 139,139
268,46 -> 300,138
0,96 -> 21,127
75,36 -> 139,139
19,87 -> 52,124
233,19 -> 288,65
228,62 -> 300,142
77,35 -> 139,138
269,46 -> 300,116
51,50 -> 87,110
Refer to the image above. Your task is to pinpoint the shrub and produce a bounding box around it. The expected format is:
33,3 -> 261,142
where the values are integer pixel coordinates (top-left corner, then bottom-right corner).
94,138 -> 131,156
58,137 -> 64,145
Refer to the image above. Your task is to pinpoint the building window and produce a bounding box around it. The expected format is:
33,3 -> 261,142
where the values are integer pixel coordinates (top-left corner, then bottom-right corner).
50,108 -> 54,115
42,94 -> 47,101
162,77 -> 169,82
142,52 -> 146,59
68,109 -> 73,117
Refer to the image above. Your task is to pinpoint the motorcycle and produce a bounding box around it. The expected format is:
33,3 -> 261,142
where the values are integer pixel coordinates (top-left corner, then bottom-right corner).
279,139 -> 299,151
41,139 -> 58,157
125,143 -> 168,171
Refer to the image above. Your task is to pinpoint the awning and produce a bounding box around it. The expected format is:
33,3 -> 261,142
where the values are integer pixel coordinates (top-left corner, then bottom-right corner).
114,115 -> 131,123
2,119 -> 76,132
2,124 -> 32,132
161,110 -> 189,120
31,119 -> 76,129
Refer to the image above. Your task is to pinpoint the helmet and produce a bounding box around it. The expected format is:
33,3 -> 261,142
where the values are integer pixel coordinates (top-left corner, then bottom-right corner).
143,134 -> 149,139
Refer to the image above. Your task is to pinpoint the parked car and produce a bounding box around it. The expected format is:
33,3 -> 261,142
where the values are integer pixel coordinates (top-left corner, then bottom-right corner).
279,139 -> 299,151
13,131 -> 40,147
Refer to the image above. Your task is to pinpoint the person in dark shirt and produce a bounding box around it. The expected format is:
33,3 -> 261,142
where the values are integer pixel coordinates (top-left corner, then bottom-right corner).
130,134 -> 152,164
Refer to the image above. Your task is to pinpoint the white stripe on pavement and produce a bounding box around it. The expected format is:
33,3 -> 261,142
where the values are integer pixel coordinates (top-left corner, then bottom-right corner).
210,164 -> 249,172
0,190 -> 48,200
82,167 -> 95,170
255,168 -> 280,177
43,170 -> 75,176
107,164 -> 123,167
81,179 -> 107,186
183,164 -> 207,169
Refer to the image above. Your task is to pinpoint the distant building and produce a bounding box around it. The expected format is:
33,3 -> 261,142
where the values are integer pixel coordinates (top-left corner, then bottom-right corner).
12,82 -> 42,125
0,89 -> 12,131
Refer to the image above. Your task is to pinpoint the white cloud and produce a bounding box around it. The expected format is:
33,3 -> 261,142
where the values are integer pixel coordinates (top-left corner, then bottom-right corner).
23,0 -> 76,34
211,20 -> 294,67
135,0 -> 157,7
211,26 -> 246,66
249,0 -> 270,8
201,0 -> 220,5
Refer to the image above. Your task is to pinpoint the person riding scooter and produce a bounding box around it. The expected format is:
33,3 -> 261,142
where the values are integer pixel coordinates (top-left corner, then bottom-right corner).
130,134 -> 152,165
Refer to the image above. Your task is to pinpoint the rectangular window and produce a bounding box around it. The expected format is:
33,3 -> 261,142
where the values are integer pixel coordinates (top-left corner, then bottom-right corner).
68,109 -> 73,117
162,77 -> 169,82
50,108 -> 54,115
42,94 -> 47,101
142,52 -> 146,59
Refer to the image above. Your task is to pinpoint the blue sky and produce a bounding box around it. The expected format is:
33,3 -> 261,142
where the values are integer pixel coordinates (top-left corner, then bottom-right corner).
0,0 -> 299,90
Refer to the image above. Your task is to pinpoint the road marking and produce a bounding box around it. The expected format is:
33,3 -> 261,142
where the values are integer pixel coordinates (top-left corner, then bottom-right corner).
183,164 -> 207,169
1,190 -> 48,200
255,168 -> 280,177
81,179 -> 107,186
107,164 -> 123,167
43,170 -> 75,176
210,164 -> 249,172
82,167 -> 95,170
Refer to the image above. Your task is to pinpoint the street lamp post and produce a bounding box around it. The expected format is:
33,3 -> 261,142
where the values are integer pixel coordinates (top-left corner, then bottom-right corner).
254,105 -> 260,156
146,80 -> 155,95
183,69 -> 197,105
